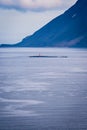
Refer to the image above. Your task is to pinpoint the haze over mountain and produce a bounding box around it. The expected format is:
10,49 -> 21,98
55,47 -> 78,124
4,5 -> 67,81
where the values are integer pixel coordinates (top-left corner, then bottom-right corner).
1,0 -> 87,48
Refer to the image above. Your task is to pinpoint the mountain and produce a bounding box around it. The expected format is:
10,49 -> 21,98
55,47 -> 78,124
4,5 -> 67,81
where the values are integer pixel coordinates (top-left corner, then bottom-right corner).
1,0 -> 87,48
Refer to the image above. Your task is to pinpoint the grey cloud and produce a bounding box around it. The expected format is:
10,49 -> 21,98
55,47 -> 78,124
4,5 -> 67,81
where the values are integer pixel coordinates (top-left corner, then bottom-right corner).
0,0 -> 77,12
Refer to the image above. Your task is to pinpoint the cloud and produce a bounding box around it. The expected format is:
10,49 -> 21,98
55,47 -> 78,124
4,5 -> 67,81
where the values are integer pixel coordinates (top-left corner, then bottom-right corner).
0,0 -> 77,12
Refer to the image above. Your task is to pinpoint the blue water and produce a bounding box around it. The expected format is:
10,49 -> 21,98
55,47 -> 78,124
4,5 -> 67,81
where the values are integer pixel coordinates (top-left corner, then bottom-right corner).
0,48 -> 87,130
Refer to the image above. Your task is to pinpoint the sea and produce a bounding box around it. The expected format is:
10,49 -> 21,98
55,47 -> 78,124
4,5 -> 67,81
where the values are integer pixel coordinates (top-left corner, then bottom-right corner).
0,47 -> 87,130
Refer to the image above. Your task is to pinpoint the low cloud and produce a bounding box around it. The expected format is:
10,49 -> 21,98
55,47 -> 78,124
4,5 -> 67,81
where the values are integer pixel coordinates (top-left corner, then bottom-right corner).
0,0 -> 77,12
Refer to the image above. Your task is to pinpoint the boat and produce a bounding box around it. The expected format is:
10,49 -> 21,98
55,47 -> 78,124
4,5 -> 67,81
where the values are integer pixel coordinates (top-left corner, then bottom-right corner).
29,55 -> 58,58
29,53 -> 67,58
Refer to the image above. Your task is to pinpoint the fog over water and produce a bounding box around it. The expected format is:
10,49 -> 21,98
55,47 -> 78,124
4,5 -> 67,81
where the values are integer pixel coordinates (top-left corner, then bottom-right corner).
0,48 -> 87,130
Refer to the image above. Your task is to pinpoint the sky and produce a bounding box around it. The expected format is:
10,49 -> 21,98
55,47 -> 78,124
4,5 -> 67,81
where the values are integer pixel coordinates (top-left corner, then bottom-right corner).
0,0 -> 77,44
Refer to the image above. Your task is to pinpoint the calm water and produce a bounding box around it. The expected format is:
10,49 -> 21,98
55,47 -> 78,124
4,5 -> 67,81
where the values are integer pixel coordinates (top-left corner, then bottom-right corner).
0,48 -> 87,130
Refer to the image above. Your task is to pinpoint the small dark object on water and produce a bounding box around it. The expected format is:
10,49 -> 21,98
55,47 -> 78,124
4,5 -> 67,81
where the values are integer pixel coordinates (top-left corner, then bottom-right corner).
29,55 -> 68,58
29,55 -> 58,58
59,56 -> 68,58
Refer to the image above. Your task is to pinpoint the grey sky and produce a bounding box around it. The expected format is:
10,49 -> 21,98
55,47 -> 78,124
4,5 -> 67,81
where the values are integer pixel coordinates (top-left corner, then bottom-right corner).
0,0 -> 77,44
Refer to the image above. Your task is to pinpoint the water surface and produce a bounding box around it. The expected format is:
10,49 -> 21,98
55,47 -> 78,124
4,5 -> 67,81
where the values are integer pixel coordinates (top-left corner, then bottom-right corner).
0,48 -> 87,130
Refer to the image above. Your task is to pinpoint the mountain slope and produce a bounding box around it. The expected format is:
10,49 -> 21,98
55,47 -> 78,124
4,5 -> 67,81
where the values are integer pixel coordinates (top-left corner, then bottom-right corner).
1,0 -> 87,48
